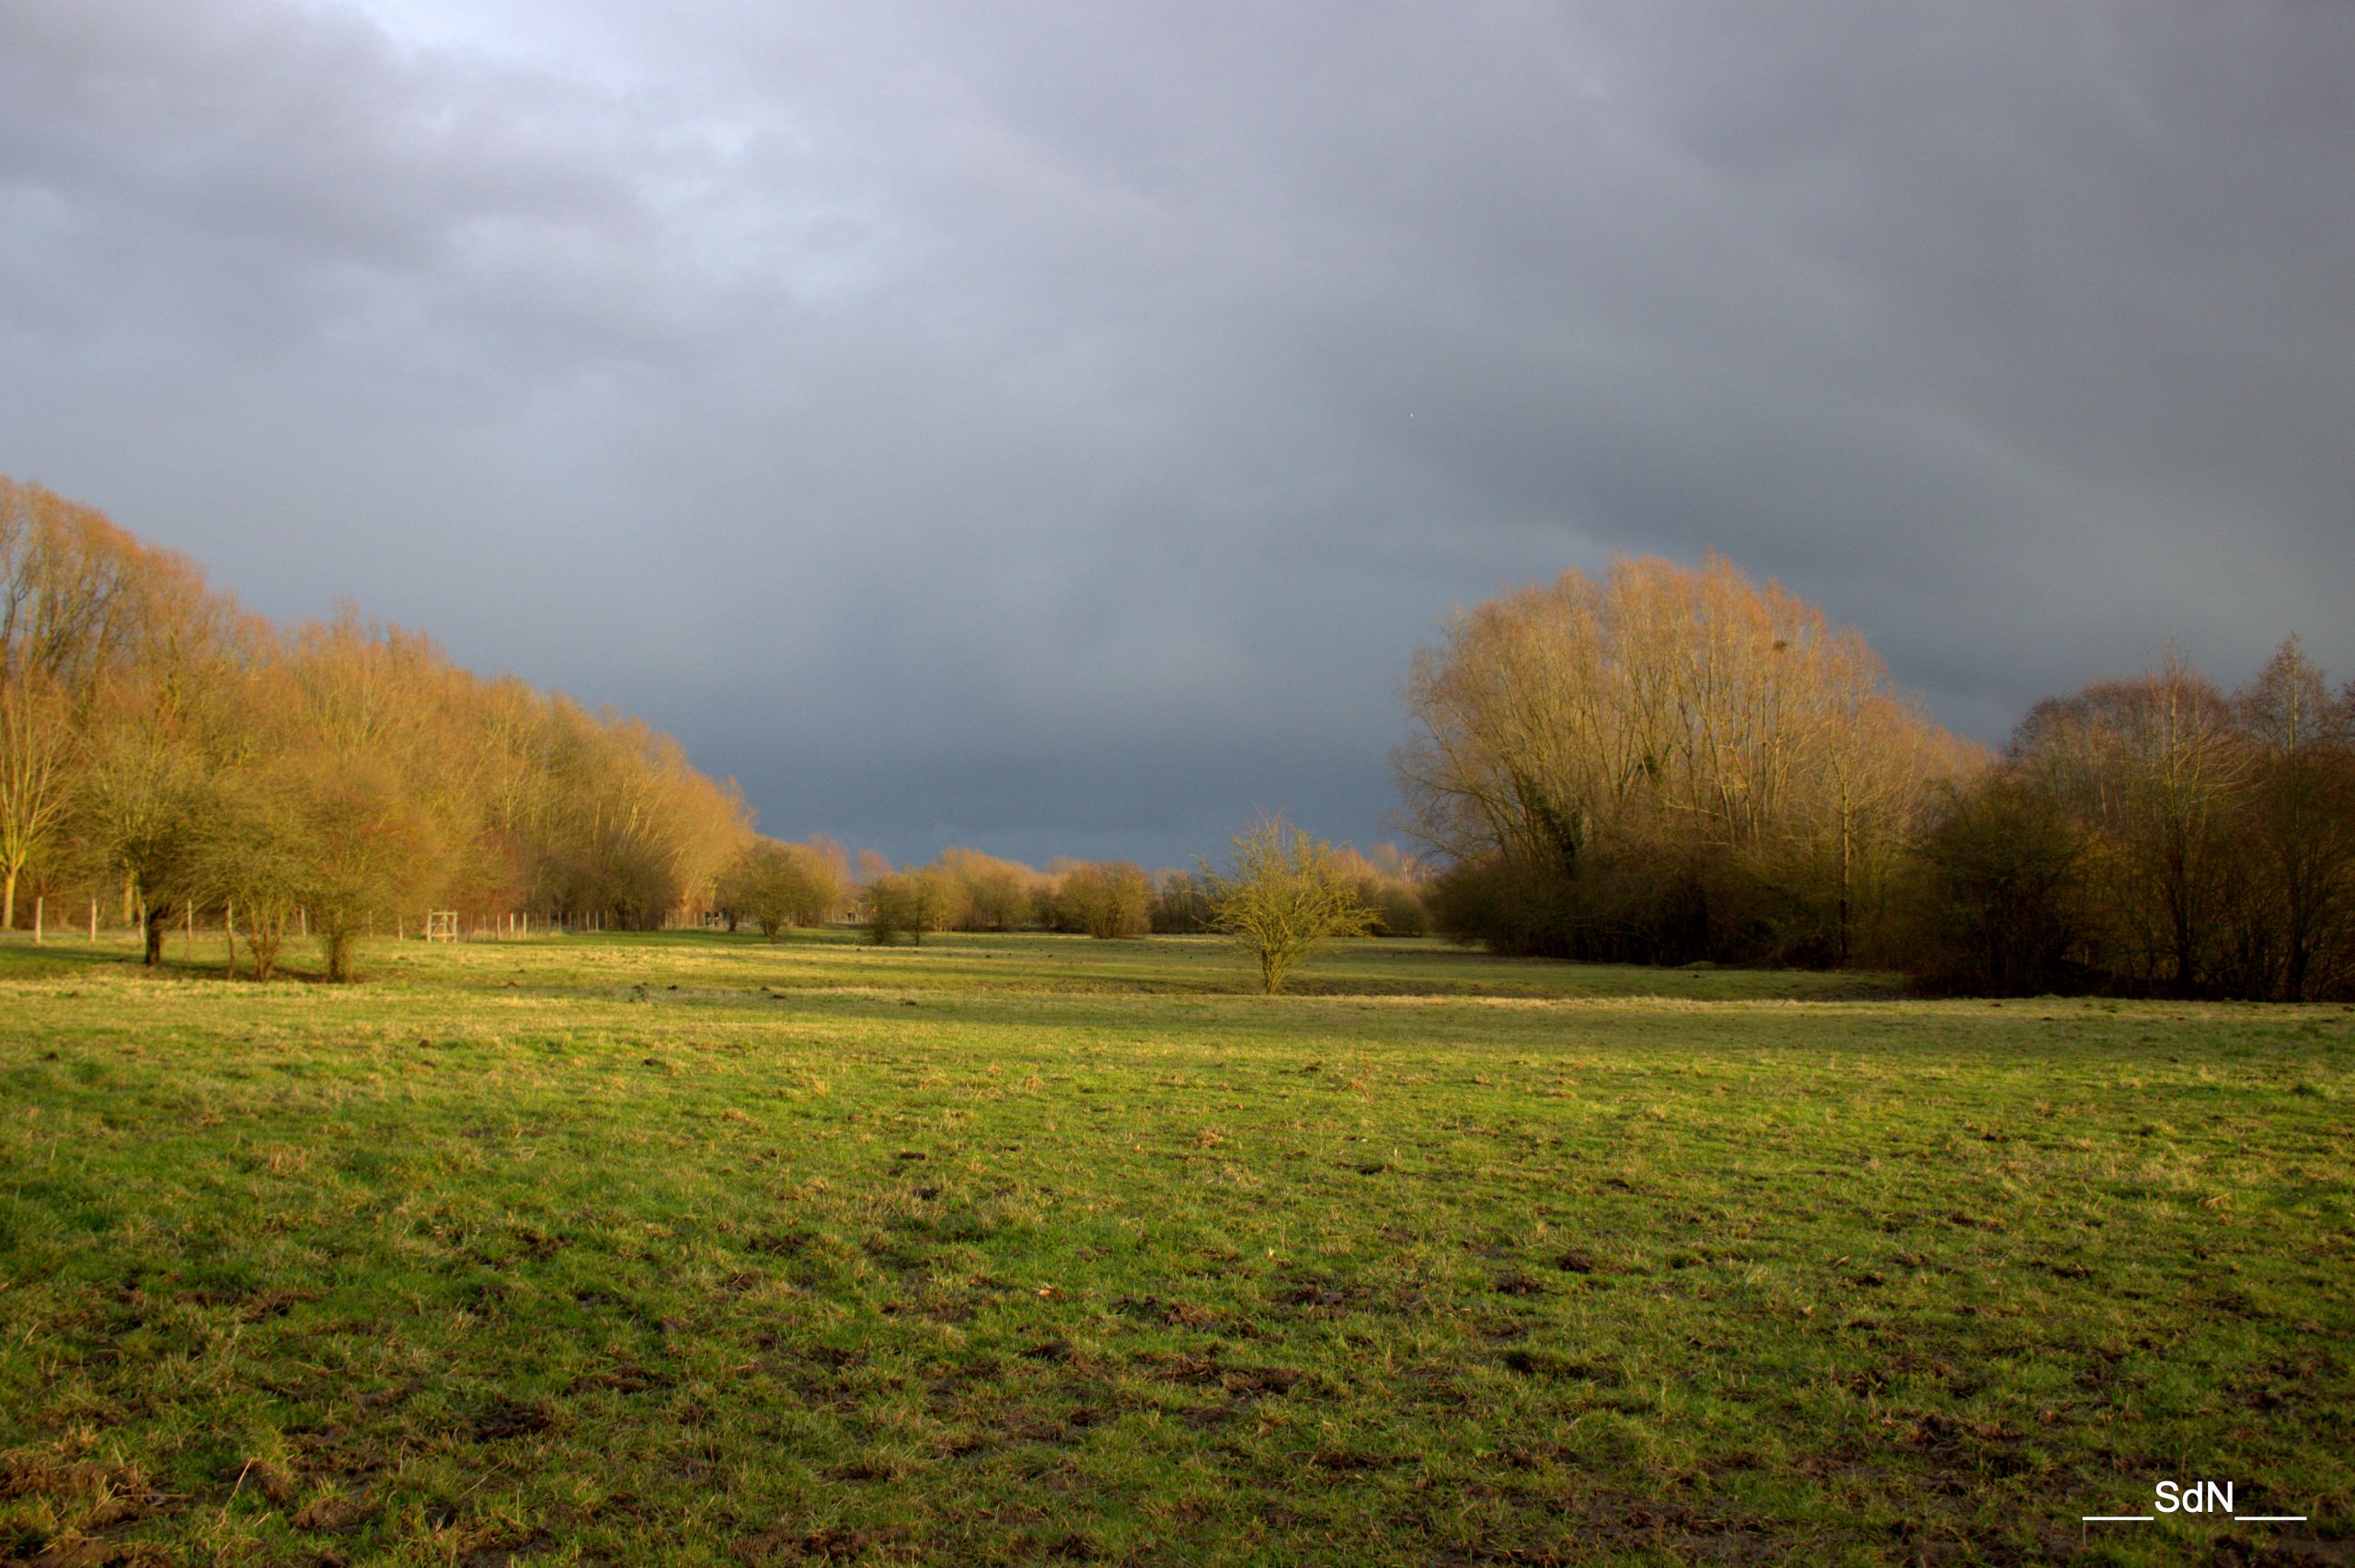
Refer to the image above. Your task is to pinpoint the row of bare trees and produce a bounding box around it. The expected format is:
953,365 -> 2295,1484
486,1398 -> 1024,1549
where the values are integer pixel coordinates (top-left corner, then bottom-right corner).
1904,641 -> 2355,999
845,852 -> 1272,944
703,841 -> 1430,946
1396,554 -> 1981,967
1396,554 -> 2355,998
1,477 -> 753,975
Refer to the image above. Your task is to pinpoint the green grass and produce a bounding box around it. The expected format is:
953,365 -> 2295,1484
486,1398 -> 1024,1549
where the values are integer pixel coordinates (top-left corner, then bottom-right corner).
0,929 -> 2349,1566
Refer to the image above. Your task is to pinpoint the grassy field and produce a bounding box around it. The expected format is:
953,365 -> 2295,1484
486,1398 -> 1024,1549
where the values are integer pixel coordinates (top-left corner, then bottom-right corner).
1,929 -> 2349,1566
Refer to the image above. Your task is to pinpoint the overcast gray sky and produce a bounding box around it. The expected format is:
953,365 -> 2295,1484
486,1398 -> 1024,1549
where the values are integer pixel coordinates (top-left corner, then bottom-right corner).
3,1 -> 2349,867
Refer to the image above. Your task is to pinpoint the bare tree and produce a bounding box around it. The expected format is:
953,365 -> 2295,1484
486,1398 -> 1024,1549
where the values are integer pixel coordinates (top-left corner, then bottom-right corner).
2230,637 -> 2355,1000
1905,638 -> 2355,1000
0,672 -> 74,930
1053,861 -> 1153,938
301,760 -> 442,981
865,871 -> 920,945
1398,554 -> 1974,964
718,838 -> 847,940
185,770 -> 309,979
936,848 -> 1040,931
2012,652 -> 2244,993
1203,817 -> 1375,993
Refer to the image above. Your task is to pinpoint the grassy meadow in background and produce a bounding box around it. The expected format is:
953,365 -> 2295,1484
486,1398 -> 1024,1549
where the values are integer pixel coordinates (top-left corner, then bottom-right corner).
1,930 -> 2349,1566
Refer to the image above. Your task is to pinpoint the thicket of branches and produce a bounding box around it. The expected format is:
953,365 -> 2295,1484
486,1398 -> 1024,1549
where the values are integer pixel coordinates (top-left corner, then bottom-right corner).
803,839 -> 1430,946
1397,555 -> 1981,967
713,837 -> 851,940
1901,641 -> 2355,1000
1,477 -> 752,974
843,848 -> 1429,944
1397,555 -> 2355,999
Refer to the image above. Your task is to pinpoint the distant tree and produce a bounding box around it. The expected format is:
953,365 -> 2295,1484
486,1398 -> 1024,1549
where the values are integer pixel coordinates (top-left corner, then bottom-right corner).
2011,651 -> 2244,993
936,848 -> 1039,931
791,837 -> 852,927
2226,638 -> 2355,1000
1056,860 -> 1152,939
717,837 -> 845,941
910,864 -> 970,935
185,771 -> 308,980
299,759 -> 442,982
865,871 -> 919,945
711,861 -> 747,932
1894,774 -> 2090,994
1202,817 -> 1375,993
5,472 -> 759,960
1328,844 -> 1431,937
1151,869 -> 1214,933
718,841 -> 786,939
1897,636 -> 2355,1001
76,724 -> 208,965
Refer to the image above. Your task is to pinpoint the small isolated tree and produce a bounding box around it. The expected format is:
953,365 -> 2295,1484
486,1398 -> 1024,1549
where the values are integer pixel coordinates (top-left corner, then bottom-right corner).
1202,816 -> 1375,993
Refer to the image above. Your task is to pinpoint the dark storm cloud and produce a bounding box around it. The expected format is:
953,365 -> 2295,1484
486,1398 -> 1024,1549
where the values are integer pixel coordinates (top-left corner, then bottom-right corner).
3,0 -> 2349,863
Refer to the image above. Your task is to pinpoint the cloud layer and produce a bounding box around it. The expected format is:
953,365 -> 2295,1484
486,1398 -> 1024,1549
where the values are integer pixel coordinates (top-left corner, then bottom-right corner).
4,0 -> 2349,865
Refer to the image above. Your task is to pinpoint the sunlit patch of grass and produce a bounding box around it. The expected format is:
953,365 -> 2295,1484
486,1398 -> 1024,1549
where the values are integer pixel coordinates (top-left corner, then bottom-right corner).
0,930 -> 2349,1563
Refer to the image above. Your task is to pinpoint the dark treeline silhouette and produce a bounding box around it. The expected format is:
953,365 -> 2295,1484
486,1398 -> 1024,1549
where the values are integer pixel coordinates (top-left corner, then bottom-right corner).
2,477 -> 752,974
1901,641 -> 2355,1000
1398,555 -> 2355,999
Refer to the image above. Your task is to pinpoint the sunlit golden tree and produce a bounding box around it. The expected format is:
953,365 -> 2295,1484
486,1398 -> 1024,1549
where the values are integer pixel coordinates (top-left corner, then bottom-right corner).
1399,554 -> 1977,965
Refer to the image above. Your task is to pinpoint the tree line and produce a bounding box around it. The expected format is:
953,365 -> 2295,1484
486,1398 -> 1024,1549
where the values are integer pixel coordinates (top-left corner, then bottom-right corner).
1903,640 -> 2355,1000
1396,555 -> 2355,999
31,477 -> 2328,999
711,841 -> 1430,945
1,476 -> 752,976
1,475 -> 1432,981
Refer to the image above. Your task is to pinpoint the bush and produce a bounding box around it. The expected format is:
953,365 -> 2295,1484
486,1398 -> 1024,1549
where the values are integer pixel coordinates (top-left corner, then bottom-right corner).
1055,862 -> 1152,939
1203,818 -> 1375,993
